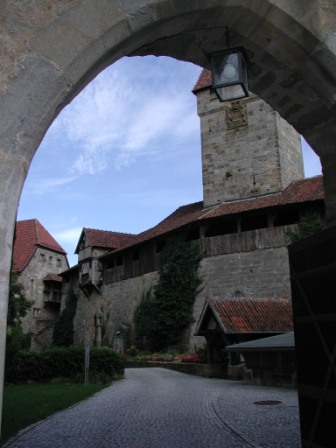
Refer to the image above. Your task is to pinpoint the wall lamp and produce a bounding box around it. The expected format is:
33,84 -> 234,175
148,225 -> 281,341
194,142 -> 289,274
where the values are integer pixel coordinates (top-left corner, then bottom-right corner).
210,48 -> 249,102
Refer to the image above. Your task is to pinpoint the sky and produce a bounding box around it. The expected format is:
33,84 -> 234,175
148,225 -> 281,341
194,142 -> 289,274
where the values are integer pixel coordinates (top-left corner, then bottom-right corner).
17,56 -> 322,267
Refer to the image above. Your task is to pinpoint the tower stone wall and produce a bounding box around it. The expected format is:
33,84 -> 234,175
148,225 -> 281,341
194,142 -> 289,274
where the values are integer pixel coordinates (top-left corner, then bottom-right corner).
197,89 -> 304,207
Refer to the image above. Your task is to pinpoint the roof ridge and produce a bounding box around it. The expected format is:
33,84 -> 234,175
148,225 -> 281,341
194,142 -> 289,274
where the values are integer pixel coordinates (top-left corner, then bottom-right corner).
34,219 -> 41,245
84,227 -> 137,236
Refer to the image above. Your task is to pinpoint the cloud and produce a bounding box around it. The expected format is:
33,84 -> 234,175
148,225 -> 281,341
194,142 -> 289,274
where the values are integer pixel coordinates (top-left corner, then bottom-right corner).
55,56 -> 201,175
53,227 -> 82,245
124,187 -> 200,209
25,176 -> 77,195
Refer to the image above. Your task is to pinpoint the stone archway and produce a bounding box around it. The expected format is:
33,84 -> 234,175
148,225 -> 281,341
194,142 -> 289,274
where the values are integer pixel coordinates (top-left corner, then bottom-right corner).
1,0 -> 336,434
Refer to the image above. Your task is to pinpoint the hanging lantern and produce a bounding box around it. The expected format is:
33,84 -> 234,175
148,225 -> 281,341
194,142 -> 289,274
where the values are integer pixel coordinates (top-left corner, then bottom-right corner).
210,48 -> 249,102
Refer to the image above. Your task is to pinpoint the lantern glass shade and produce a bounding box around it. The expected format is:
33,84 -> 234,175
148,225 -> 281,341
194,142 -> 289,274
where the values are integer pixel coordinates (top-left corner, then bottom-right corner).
211,49 -> 248,102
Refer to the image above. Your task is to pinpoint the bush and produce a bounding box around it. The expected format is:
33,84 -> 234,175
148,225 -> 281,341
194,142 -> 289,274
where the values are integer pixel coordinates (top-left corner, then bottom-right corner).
6,347 -> 125,384
287,213 -> 325,243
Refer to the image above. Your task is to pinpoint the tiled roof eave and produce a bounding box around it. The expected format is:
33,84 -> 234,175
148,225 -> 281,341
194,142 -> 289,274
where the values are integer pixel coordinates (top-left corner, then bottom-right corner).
36,243 -> 67,255
12,247 -> 37,274
96,176 -> 323,259
209,302 -> 228,334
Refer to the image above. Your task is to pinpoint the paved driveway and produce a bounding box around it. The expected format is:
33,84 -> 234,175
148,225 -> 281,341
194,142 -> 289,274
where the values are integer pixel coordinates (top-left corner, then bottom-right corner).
4,368 -> 301,448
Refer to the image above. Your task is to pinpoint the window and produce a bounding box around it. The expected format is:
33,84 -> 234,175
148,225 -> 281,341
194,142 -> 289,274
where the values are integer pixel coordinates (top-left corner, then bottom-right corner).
232,290 -> 245,299
56,258 -> 62,267
39,253 -> 45,262
33,308 -> 40,317
205,220 -> 237,237
241,214 -> 268,232
273,209 -> 300,227
30,279 -> 35,296
49,256 -> 53,265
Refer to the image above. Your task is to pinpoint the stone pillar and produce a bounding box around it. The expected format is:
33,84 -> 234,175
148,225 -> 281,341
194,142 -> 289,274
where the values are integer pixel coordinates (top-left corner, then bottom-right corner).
0,152 -> 28,434
319,153 -> 336,227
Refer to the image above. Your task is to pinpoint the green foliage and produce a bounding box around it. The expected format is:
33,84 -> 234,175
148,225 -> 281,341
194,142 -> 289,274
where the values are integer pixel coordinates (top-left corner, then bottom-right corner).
6,325 -> 31,364
7,272 -> 31,327
52,290 -> 77,346
6,346 -> 125,384
134,240 -> 203,351
6,272 -> 32,371
287,213 -> 326,243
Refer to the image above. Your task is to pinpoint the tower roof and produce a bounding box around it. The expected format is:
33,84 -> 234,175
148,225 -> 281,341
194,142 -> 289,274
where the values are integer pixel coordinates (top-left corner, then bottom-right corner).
192,69 -> 212,93
13,219 -> 67,273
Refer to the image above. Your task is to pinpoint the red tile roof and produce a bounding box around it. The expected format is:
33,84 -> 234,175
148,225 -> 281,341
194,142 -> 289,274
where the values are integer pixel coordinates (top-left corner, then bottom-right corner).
43,273 -> 62,283
78,228 -> 137,252
209,298 -> 293,334
100,175 -> 324,257
202,175 -> 324,220
192,69 -> 212,93
13,219 -> 67,273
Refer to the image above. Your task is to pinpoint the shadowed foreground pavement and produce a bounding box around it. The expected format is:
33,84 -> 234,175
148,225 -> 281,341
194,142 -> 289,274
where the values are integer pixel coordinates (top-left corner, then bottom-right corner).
4,368 -> 301,448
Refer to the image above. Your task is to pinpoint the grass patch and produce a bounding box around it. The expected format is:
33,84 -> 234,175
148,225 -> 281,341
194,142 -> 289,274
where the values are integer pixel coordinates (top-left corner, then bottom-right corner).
1,382 -> 108,445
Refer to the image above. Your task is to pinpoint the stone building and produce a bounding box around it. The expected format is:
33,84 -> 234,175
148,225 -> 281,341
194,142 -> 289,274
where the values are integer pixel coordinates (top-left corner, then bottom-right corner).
61,70 -> 325,352
12,219 -> 69,351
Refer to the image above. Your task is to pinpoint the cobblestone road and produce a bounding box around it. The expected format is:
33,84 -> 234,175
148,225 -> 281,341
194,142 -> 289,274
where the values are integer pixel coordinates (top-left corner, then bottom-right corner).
4,368 -> 301,448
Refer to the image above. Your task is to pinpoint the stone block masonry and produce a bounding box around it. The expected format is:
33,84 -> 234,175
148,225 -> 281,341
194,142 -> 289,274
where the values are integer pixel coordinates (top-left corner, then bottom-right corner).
72,246 -> 291,351
197,91 -> 304,207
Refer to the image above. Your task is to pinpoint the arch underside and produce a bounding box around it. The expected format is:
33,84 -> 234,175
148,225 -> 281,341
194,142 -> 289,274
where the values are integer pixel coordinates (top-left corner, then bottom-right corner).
2,1 -> 336,225
0,0 -> 335,440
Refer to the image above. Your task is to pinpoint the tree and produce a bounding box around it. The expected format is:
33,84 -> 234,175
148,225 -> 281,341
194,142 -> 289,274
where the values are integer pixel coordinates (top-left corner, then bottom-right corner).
6,272 -> 32,371
287,213 -> 325,243
134,240 -> 203,351
7,272 -> 31,327
52,290 -> 78,347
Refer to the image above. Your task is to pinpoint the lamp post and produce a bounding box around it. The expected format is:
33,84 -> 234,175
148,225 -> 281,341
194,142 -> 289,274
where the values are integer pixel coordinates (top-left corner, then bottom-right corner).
210,48 -> 249,102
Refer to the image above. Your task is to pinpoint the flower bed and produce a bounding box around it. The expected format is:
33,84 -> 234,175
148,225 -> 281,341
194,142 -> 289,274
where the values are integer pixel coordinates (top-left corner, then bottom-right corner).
126,346 -> 203,364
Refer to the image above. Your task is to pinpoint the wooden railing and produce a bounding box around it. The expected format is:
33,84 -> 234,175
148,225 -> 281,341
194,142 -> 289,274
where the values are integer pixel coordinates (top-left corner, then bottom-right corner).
103,225 -> 295,284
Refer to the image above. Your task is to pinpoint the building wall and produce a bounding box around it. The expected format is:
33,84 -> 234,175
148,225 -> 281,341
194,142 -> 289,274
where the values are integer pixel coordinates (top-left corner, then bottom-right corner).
71,271 -> 159,348
19,247 -> 68,350
188,246 -> 291,349
197,90 -> 304,207
70,243 -> 291,351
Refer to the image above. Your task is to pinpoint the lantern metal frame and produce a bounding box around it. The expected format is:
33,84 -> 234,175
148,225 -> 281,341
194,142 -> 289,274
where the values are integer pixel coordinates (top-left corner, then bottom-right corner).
210,47 -> 249,102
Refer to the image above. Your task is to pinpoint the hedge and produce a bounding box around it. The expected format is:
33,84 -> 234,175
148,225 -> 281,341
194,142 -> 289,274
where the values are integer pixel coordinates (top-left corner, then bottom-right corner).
6,347 -> 125,384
